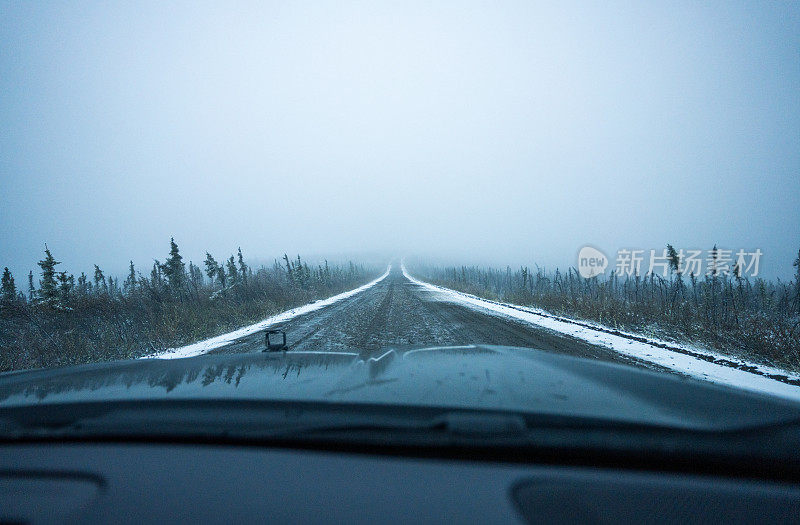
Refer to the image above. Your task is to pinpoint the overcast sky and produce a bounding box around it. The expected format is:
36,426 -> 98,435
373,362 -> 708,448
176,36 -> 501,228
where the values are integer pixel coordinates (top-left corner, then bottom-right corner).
1,1 -> 798,281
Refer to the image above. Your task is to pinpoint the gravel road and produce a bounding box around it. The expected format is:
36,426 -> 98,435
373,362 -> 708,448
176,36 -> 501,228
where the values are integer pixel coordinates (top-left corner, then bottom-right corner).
211,266 -> 662,370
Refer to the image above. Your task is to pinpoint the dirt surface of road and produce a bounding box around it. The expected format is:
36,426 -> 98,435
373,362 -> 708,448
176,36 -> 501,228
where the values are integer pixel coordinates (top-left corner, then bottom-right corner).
212,266 -> 661,370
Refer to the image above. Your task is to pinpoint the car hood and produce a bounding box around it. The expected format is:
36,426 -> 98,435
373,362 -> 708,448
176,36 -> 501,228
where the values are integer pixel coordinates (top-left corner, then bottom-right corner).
0,345 -> 798,430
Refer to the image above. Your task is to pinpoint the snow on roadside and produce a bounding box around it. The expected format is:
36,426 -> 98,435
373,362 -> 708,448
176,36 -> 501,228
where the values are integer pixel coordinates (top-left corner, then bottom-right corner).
144,266 -> 392,360
401,264 -> 800,402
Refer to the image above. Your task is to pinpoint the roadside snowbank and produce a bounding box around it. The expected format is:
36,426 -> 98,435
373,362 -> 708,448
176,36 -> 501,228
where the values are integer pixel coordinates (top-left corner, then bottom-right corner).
401,264 -> 800,402
144,266 -> 391,360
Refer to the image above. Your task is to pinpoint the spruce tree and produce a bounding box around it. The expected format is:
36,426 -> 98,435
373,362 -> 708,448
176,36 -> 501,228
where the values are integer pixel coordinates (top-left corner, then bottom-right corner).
94,265 -> 107,293
163,238 -> 186,294
204,253 -> 219,284
56,271 -> 73,302
107,276 -> 117,297
283,254 -> 293,283
28,271 -> 34,301
76,273 -> 89,296
1,267 -> 16,304
666,244 -> 684,302
188,262 -> 203,289
794,248 -> 800,314
37,246 -> 60,304
666,244 -> 681,278
124,261 -> 137,293
226,255 -> 239,285
237,248 -> 248,284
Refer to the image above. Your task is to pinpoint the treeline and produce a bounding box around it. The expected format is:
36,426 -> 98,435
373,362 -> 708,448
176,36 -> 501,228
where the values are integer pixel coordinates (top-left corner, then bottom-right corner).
0,239 -> 376,371
415,248 -> 800,370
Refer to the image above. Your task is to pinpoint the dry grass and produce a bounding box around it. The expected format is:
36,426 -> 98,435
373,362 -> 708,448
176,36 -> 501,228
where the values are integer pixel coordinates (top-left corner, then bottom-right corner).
0,260 -> 377,372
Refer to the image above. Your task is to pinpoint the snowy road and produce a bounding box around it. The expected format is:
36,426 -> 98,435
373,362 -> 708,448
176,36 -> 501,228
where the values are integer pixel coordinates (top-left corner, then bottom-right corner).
153,263 -> 800,401
210,265 -> 659,369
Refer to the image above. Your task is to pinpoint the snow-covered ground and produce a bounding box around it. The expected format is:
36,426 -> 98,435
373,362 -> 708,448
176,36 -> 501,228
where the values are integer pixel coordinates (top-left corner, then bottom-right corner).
401,264 -> 800,402
144,266 -> 391,359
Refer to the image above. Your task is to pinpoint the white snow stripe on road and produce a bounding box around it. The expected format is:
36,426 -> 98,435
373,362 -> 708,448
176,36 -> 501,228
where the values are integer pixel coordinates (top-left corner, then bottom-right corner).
144,266 -> 392,360
401,263 -> 800,402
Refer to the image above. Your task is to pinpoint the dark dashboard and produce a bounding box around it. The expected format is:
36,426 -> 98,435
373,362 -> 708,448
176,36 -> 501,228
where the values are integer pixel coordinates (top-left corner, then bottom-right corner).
2,442 -> 799,524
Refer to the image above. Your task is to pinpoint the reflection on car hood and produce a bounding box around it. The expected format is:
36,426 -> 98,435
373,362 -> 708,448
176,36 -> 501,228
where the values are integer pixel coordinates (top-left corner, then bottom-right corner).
1,345 -> 798,430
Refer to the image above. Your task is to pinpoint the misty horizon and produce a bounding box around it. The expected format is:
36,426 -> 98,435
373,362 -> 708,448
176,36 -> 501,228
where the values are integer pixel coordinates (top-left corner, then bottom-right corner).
2,1 -> 799,282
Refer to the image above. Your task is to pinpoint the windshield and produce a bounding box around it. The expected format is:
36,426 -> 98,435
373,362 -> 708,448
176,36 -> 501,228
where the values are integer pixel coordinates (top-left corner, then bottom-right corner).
1,2 -> 799,443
